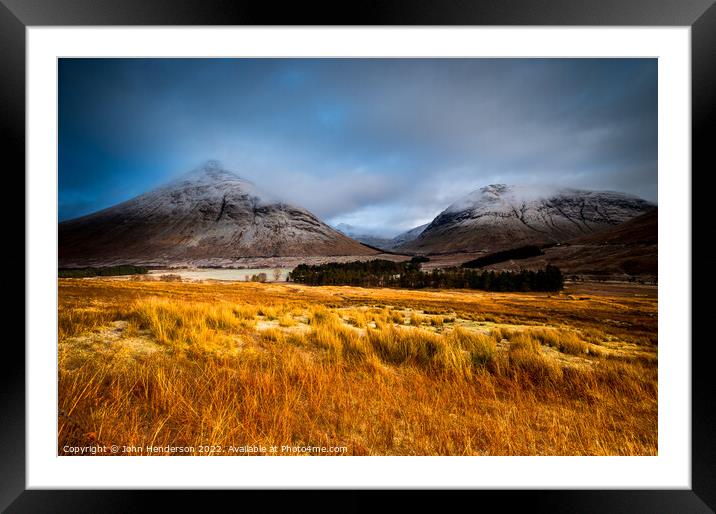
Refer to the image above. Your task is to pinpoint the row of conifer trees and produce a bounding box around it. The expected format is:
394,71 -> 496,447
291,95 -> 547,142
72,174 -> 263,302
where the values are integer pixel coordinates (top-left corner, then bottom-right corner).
288,259 -> 564,292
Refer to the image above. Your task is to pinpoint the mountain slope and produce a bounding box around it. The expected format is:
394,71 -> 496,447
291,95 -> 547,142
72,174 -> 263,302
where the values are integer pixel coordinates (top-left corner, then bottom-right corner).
569,207 -> 657,246
398,184 -> 654,254
480,208 -> 658,278
59,161 -> 378,266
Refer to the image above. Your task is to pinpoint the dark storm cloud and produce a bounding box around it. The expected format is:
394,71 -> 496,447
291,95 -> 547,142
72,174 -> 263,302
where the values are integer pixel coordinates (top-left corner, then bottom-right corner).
59,58 -> 657,235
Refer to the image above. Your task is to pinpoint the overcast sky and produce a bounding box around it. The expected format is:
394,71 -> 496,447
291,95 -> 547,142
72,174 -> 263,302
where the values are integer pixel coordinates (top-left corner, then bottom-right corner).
59,58 -> 657,236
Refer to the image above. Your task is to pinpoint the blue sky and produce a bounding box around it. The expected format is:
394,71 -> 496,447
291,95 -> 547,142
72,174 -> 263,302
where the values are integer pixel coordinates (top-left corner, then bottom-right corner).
59,58 -> 657,236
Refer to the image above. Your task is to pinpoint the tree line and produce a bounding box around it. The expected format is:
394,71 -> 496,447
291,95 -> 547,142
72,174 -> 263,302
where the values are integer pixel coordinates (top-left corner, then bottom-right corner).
461,245 -> 544,268
288,259 -> 564,292
58,265 -> 149,278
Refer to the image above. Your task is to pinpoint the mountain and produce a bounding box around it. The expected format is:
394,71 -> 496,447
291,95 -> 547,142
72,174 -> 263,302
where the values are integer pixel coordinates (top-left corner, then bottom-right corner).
334,223 -> 394,250
389,223 -> 429,249
478,208 -> 658,278
397,184 -> 655,254
59,161 -> 378,267
334,222 -> 428,251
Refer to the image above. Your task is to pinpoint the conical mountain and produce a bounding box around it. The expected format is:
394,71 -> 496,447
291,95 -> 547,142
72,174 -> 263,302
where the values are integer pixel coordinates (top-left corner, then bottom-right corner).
59,160 -> 378,266
397,184 -> 655,254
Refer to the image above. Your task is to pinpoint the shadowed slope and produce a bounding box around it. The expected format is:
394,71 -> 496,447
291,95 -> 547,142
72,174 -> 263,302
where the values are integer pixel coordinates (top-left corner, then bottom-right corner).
479,208 -> 658,278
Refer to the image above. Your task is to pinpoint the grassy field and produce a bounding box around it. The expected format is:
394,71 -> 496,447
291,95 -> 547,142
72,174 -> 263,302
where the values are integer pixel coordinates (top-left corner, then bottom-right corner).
58,277 -> 657,456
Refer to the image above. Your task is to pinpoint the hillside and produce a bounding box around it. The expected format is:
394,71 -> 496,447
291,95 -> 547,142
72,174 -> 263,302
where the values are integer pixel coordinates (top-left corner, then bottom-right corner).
480,208 -> 658,278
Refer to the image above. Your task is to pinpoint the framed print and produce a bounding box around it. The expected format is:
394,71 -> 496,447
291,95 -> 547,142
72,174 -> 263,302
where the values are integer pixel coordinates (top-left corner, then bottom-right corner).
4,0 -> 713,511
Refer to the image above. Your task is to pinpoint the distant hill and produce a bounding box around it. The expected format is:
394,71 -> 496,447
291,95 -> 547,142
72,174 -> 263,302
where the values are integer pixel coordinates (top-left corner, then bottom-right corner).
335,223 -> 428,251
389,223 -> 429,249
333,223 -> 394,250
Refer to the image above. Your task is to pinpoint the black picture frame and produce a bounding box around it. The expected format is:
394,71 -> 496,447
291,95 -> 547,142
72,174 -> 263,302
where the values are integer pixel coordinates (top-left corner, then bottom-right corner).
3,1 -> 712,512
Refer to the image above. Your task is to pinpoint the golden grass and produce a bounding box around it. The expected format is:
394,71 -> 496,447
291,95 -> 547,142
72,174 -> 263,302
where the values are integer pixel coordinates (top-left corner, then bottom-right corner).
58,278 -> 657,456
408,311 -> 425,326
519,327 -> 590,356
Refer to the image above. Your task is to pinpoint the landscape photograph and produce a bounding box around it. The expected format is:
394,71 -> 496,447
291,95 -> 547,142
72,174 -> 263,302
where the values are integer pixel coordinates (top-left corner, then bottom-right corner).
58,58 -> 658,456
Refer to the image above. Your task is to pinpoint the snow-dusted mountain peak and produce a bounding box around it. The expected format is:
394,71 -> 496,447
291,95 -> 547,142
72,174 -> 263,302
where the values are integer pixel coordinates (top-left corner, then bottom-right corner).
446,184 -> 535,214
59,161 -> 378,265
480,183 -> 510,196
399,184 -> 655,254
172,160 -> 253,187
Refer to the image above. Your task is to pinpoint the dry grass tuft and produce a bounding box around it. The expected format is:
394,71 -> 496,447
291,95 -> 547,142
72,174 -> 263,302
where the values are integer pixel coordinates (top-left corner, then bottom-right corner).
408,311 -> 426,326
527,327 -> 590,355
